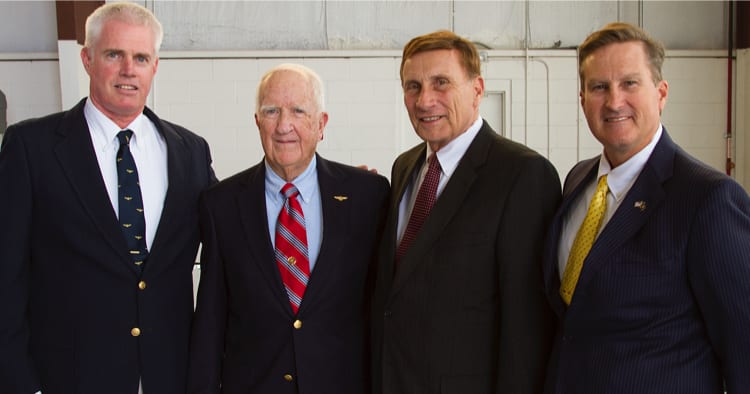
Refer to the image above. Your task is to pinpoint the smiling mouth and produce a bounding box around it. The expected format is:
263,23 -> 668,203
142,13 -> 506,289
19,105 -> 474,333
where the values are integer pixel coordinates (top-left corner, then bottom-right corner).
115,84 -> 137,91
420,115 -> 442,122
605,116 -> 630,122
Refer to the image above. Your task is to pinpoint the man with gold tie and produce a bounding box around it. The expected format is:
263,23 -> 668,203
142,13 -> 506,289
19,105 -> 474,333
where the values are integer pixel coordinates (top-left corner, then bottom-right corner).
543,22 -> 750,393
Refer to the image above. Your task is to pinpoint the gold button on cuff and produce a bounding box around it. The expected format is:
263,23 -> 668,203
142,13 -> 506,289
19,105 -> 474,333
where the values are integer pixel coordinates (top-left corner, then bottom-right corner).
293,320 -> 302,329
131,327 -> 141,337
283,374 -> 293,382
138,281 -> 147,290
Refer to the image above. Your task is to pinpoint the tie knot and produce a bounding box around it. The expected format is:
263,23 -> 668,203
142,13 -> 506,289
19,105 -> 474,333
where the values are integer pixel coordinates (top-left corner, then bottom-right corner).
281,183 -> 300,199
596,174 -> 609,195
428,153 -> 441,171
117,129 -> 134,146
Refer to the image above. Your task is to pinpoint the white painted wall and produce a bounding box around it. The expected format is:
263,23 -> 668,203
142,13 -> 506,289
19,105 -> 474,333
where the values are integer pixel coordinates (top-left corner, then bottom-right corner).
0,1 -> 730,53
738,49 -> 750,187
0,49 -> 734,188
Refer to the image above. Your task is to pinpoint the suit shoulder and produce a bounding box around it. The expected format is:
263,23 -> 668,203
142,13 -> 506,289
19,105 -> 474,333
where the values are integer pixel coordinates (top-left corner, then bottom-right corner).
321,157 -> 389,187
207,163 -> 262,194
488,133 -> 546,160
671,148 -> 747,198
159,118 -> 208,145
483,134 -> 557,175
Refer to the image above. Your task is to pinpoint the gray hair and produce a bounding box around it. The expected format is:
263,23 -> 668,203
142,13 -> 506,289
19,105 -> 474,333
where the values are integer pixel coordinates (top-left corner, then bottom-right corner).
256,63 -> 326,114
85,2 -> 163,54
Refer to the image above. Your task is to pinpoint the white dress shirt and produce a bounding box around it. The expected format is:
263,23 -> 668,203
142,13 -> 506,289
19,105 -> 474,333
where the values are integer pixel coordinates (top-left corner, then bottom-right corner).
557,125 -> 663,278
84,99 -> 168,250
397,116 -> 483,244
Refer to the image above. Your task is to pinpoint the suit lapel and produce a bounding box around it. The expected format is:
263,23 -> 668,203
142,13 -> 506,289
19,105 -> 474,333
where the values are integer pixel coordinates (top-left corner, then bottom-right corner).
144,108 -> 191,275
374,148 -> 424,294
574,134 -> 674,295
236,163 -> 289,312
390,125 -> 492,298
543,159 -> 598,316
298,156 -> 351,313
53,99 -> 135,273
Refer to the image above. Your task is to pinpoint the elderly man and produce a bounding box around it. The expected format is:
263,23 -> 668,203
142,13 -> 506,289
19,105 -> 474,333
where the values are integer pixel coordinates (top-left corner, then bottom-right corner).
188,63 -> 389,394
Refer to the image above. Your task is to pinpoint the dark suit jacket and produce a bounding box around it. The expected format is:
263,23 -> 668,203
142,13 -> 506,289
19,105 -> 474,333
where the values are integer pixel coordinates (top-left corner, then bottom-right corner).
543,129 -> 750,394
0,98 -> 216,394
188,155 -> 389,394
371,121 -> 561,394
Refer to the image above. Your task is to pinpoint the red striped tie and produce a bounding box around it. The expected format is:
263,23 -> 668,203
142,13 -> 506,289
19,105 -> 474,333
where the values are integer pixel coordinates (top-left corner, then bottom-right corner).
275,183 -> 310,314
396,153 -> 441,261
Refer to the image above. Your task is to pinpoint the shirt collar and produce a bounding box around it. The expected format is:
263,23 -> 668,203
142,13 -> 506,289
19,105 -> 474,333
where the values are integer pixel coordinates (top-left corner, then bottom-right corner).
84,98 -> 149,146
265,155 -> 318,203
427,116 -> 483,178
597,124 -> 663,202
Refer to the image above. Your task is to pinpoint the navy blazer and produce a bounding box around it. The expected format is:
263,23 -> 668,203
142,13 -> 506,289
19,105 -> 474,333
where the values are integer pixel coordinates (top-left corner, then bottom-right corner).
372,122 -> 561,394
188,155 -> 389,394
0,98 -> 216,394
543,129 -> 750,393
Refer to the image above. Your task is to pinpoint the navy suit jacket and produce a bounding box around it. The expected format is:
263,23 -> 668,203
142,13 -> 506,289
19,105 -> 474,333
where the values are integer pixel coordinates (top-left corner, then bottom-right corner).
372,122 -> 561,394
188,155 -> 389,394
543,129 -> 750,394
0,98 -> 216,394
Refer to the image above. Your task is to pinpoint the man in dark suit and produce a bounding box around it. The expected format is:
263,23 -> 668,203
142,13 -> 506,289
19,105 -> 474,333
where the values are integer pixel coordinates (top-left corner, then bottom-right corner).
543,22 -> 750,394
188,63 -> 389,394
0,3 -> 216,393
371,30 -> 561,394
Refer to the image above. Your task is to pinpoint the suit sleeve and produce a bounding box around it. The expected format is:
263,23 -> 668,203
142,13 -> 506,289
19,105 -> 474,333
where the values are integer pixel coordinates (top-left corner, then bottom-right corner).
495,155 -> 561,394
0,127 -> 42,392
187,192 -> 227,394
687,178 -> 750,391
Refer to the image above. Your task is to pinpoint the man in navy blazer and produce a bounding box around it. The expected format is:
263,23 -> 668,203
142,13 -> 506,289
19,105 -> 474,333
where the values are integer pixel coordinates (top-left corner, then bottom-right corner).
0,3 -> 216,393
543,22 -> 750,393
188,63 -> 389,394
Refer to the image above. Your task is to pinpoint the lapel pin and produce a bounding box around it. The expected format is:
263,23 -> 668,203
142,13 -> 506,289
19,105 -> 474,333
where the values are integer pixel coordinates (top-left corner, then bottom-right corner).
334,195 -> 348,201
634,201 -> 646,211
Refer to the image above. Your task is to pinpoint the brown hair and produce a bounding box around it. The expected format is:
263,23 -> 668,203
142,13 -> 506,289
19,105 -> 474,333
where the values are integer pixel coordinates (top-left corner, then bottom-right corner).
400,30 -> 481,82
578,22 -> 665,88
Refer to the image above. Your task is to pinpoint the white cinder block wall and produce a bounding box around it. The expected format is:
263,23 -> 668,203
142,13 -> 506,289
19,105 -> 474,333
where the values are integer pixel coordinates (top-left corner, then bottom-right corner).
0,58 -> 61,129
151,50 -> 732,184
0,50 -> 737,188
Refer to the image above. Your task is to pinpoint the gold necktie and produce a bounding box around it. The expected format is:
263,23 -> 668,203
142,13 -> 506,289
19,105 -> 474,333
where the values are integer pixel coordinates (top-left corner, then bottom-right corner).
560,175 -> 609,305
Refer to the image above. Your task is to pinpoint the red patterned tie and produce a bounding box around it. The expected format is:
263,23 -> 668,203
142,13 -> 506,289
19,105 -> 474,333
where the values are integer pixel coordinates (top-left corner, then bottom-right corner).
275,183 -> 310,314
396,153 -> 441,261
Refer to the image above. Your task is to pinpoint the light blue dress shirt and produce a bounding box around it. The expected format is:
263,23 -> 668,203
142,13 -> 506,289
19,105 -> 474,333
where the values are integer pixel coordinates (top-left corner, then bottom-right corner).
264,156 -> 323,271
